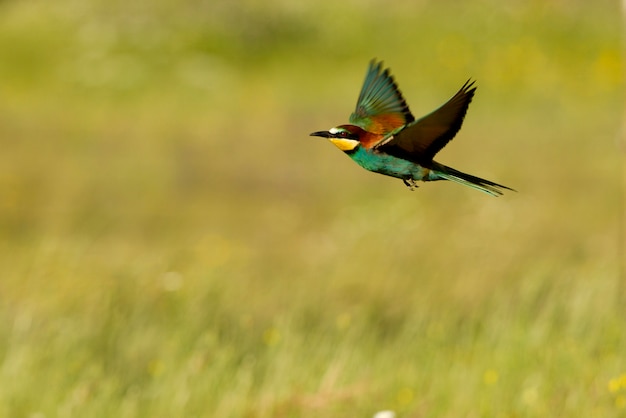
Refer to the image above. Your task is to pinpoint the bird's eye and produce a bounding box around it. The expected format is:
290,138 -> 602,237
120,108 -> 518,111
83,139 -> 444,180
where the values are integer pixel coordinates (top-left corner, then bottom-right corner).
338,131 -> 348,138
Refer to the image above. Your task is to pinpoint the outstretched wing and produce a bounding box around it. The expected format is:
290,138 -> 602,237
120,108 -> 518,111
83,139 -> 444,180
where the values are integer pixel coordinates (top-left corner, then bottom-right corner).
375,80 -> 476,163
349,60 -> 414,135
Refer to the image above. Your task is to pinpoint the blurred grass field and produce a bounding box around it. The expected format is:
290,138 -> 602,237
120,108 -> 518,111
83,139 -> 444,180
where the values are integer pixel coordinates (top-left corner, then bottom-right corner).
0,0 -> 624,416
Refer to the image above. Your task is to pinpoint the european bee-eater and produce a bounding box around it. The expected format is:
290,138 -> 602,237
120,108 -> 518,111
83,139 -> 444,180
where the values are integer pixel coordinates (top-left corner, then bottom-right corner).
311,60 -> 514,196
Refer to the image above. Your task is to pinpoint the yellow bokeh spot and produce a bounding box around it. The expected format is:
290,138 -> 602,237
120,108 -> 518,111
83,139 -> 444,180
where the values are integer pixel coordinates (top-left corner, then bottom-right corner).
609,373 -> 626,394
609,379 -> 621,394
396,387 -> 414,407
522,387 -> 538,406
594,50 -> 623,87
263,327 -> 281,347
483,369 -> 499,386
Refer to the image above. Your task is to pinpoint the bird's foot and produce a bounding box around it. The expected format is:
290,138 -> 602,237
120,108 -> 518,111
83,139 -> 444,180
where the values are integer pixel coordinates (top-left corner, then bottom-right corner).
402,178 -> 419,191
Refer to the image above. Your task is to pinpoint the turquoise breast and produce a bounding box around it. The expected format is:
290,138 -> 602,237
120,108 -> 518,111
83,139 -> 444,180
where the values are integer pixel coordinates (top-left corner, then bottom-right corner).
348,146 -> 429,180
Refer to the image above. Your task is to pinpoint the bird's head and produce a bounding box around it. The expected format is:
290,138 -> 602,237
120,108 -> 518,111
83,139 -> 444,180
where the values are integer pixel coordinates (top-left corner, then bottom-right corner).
309,125 -> 365,152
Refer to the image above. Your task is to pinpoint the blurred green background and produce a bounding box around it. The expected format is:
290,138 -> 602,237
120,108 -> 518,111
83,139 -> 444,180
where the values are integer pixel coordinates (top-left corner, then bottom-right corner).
0,0 -> 624,416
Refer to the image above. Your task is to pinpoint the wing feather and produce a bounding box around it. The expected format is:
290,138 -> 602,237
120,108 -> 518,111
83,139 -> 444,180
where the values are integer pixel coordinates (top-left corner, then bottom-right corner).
375,80 -> 476,162
349,60 -> 414,134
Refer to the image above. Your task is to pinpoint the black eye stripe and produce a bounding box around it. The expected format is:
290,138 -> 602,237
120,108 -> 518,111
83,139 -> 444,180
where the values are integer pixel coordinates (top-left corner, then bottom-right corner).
332,129 -> 358,140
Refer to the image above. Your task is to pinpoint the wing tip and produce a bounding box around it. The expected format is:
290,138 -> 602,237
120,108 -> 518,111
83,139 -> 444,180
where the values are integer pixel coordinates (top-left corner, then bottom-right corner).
461,79 -> 477,95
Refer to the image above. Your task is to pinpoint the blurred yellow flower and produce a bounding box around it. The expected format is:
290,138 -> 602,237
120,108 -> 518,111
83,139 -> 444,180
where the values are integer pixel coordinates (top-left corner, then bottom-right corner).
609,373 -> 626,393
396,387 -> 414,407
483,369 -> 499,386
594,50 -> 623,88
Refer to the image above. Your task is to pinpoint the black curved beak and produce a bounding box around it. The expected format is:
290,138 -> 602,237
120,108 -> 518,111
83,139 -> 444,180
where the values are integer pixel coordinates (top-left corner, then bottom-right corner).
310,130 -> 332,138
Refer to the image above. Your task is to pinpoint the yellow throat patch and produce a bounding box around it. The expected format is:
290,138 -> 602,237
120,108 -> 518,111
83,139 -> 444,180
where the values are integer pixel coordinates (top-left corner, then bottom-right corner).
329,138 -> 359,152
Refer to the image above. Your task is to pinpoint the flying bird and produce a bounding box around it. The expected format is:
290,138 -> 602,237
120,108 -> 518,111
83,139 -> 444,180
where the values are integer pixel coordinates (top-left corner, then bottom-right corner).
310,60 -> 514,196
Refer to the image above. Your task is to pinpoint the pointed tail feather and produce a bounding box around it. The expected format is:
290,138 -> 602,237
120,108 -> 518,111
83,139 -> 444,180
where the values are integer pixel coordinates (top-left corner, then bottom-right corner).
433,165 -> 515,197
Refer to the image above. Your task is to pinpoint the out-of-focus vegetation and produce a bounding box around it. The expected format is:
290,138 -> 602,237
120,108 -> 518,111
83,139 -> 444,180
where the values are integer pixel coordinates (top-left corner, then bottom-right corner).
0,0 -> 623,416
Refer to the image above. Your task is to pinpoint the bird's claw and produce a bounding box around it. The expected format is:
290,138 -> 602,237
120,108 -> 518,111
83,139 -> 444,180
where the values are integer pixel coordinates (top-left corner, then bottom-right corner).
403,179 -> 419,191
